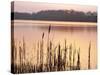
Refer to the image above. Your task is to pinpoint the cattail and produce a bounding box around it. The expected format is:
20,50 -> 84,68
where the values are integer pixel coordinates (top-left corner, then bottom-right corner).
19,44 -> 23,73
14,43 -> 17,73
46,43 -> 49,71
88,42 -> 91,69
69,44 -> 72,70
37,41 -> 39,68
11,38 -> 15,73
77,48 -> 80,70
22,37 -> 25,60
73,49 -> 76,69
49,41 -> 52,71
12,40 -> 17,73
57,43 -> 61,71
48,25 -> 51,34
64,39 -> 67,70
54,46 -> 57,71
47,25 -> 51,71
40,32 -> 44,71
60,48 -> 63,70
42,32 -> 44,39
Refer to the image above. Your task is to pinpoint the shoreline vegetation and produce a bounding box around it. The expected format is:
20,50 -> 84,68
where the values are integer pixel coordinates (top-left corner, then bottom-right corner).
11,25 -> 92,74
11,10 -> 97,22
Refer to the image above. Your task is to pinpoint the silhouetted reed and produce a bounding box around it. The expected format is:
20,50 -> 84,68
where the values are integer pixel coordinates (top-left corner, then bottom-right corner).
88,42 -> 91,69
69,44 -> 72,70
64,40 -> 67,70
73,49 -> 76,69
77,48 -> 80,70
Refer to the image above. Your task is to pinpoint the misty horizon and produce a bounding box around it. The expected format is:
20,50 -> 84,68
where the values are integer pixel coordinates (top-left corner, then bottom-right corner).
11,1 -> 97,13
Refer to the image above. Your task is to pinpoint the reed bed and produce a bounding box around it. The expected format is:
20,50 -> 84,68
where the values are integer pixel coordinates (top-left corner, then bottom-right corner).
11,25 -> 91,74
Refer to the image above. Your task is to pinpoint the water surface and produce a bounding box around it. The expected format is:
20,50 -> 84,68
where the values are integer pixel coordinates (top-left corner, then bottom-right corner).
13,20 -> 97,70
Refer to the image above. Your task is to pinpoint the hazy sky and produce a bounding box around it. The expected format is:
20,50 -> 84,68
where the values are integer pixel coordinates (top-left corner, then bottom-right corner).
12,1 -> 97,13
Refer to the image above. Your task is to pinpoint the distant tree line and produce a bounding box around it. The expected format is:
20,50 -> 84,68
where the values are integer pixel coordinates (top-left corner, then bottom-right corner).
11,10 -> 97,22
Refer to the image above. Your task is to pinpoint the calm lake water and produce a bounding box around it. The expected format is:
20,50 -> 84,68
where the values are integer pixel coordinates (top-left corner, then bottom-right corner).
13,20 -> 97,70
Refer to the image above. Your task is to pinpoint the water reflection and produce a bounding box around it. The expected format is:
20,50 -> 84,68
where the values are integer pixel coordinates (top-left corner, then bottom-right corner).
11,20 -> 97,73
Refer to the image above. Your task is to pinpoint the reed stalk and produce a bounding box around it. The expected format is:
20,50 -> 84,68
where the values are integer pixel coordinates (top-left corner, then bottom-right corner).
88,42 -> 91,69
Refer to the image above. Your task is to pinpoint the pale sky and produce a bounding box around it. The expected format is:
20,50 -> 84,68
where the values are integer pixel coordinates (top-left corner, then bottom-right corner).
12,1 -> 97,13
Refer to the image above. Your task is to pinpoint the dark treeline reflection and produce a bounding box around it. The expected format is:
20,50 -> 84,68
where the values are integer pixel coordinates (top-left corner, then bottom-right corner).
11,10 -> 97,22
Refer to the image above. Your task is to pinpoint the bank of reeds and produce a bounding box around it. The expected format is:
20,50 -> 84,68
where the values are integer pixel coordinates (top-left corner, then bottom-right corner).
11,25 -> 91,74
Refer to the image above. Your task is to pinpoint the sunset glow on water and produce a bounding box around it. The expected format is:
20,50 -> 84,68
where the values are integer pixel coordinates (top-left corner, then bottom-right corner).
13,20 -> 97,70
